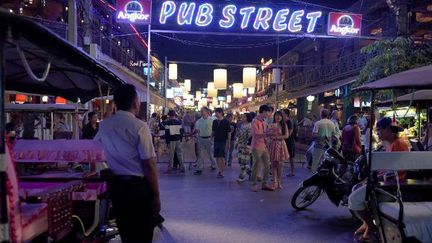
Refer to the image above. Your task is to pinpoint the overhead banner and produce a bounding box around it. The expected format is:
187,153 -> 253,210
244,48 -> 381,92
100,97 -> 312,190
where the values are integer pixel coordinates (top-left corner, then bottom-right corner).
154,0 -> 324,34
327,12 -> 362,37
116,0 -> 152,24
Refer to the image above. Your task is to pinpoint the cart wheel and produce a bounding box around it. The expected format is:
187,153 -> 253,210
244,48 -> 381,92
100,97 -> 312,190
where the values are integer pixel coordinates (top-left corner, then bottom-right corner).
291,185 -> 321,210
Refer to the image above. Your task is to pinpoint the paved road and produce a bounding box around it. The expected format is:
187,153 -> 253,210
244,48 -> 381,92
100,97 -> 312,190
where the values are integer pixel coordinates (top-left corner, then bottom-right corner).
150,140 -> 358,243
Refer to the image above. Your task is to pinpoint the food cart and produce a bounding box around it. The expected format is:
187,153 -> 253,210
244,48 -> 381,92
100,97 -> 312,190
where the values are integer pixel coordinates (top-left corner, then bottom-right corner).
0,10 -> 124,242
354,64 -> 432,243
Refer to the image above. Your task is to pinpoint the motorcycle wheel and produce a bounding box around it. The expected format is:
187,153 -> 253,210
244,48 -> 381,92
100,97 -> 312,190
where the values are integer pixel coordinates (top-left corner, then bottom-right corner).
291,185 -> 322,210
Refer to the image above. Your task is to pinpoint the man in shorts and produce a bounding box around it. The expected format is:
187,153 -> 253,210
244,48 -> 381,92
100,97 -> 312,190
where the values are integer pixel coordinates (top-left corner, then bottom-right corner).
212,108 -> 231,178
348,117 -> 408,241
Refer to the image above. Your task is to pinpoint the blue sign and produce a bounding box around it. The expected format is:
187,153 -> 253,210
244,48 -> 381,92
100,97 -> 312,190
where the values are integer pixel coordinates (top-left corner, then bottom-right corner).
155,1 -> 323,33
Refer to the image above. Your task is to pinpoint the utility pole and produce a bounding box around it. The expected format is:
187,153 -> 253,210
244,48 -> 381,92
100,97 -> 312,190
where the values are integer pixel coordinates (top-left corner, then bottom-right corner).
164,56 -> 168,109
67,0 -> 77,45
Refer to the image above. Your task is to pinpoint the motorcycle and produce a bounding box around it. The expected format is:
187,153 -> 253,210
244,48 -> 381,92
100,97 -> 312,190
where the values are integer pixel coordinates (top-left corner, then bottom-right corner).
291,147 -> 368,210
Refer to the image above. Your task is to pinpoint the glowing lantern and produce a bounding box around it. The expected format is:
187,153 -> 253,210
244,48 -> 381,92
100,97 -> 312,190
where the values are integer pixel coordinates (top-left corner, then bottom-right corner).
227,95 -> 232,103
184,79 -> 191,91
15,94 -> 27,104
55,96 -> 67,104
306,95 -> 315,102
212,97 -> 218,105
207,82 -> 218,98
214,69 -> 227,90
242,67 -> 256,88
168,64 -> 178,80
242,88 -> 248,97
41,96 -> 49,103
248,87 -> 255,94
233,83 -> 243,98
272,68 -> 281,84
195,91 -> 202,101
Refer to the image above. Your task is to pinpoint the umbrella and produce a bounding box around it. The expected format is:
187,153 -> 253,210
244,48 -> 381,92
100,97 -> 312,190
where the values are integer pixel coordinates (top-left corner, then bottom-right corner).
379,90 -> 432,107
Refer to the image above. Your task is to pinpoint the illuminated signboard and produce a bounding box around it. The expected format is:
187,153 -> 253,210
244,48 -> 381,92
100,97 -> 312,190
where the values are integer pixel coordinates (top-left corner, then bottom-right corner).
117,0 -> 151,24
327,12 -> 362,37
156,1 -> 323,33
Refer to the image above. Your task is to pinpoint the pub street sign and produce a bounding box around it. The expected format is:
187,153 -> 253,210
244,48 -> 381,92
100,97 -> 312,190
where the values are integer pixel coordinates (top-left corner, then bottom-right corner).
116,0 -> 363,37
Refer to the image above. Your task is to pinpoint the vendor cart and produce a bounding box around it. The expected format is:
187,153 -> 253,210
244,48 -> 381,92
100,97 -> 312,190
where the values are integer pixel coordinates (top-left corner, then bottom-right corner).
0,10 -> 124,242
354,64 -> 432,243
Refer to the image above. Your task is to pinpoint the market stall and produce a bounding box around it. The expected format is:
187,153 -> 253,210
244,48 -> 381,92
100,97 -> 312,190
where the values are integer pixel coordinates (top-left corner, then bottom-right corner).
0,10 -> 124,242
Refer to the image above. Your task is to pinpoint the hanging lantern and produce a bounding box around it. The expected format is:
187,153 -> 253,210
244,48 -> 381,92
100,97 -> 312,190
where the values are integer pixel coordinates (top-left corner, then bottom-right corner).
195,91 -> 202,101
212,97 -> 218,105
214,69 -> 227,90
243,67 -> 256,88
242,88 -> 248,97
306,95 -> 315,102
272,68 -> 281,84
168,64 -> 178,80
248,87 -> 255,94
15,94 -> 27,104
233,83 -> 243,98
55,96 -> 67,104
207,82 -> 218,98
227,95 -> 232,103
199,98 -> 207,106
184,79 -> 191,91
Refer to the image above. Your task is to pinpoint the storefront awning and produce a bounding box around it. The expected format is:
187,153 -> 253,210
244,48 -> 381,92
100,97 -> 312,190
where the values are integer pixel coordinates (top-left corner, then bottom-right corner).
283,76 -> 357,100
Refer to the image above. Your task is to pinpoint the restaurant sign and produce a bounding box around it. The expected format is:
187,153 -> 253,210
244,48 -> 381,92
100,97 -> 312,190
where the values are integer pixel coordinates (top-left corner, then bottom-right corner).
327,12 -> 362,37
117,0 -> 151,24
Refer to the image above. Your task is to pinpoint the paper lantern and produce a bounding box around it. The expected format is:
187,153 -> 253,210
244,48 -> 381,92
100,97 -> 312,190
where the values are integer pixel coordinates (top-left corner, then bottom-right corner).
184,79 -> 191,91
15,94 -> 27,104
242,88 -> 248,97
214,69 -> 227,90
248,87 -> 255,94
227,95 -> 232,103
242,67 -> 256,88
168,64 -> 178,80
199,98 -> 207,106
207,82 -> 218,98
55,96 -> 67,104
195,91 -> 202,101
212,97 -> 218,105
272,68 -> 281,84
233,83 -> 243,98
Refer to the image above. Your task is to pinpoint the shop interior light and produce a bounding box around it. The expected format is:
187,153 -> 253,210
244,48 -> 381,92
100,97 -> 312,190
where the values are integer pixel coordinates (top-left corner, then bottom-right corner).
15,94 -> 27,104
195,91 -> 202,101
248,87 -> 255,94
55,96 -> 67,104
168,64 -> 178,80
243,67 -> 256,88
306,95 -> 315,102
242,88 -> 248,97
166,88 -> 174,99
214,69 -> 227,90
42,96 -> 49,103
233,83 -> 243,98
227,95 -> 232,103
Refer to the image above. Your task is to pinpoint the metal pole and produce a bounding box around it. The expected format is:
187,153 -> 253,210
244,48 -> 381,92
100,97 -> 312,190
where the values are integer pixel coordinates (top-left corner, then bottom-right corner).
0,24 -> 9,243
275,36 -> 280,110
164,56 -> 168,108
146,23 -> 151,120
67,0 -> 77,45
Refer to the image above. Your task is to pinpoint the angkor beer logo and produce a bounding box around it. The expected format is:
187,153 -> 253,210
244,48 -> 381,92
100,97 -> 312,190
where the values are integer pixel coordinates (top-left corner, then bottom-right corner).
329,14 -> 360,36
117,1 -> 150,22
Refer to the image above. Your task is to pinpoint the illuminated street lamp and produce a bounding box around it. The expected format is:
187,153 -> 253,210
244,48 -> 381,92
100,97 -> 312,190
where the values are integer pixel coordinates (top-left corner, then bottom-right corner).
233,83 -> 243,98
243,67 -> 256,88
214,69 -> 227,90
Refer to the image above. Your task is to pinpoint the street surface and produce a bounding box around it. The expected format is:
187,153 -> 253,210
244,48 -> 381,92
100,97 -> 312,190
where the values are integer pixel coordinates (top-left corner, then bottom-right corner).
150,140 -> 358,243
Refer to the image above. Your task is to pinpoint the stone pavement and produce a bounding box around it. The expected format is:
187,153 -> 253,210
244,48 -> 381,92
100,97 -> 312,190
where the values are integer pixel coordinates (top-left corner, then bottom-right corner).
148,140 -> 358,243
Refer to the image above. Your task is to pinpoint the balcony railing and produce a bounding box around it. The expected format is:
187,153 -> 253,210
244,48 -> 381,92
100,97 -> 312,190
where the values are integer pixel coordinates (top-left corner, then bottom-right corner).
283,50 -> 376,92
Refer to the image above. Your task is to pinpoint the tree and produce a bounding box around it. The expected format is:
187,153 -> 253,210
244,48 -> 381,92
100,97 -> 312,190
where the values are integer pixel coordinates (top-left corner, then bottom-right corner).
355,37 -> 432,90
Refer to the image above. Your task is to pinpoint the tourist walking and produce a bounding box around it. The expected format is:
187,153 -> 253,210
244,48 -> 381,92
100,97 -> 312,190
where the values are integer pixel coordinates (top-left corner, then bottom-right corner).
225,113 -> 237,167
165,110 -> 185,173
194,107 -> 216,175
251,105 -> 274,192
95,84 -> 160,243
331,110 -> 342,151
268,111 -> 290,189
235,113 -> 253,182
341,115 -> 362,162
282,109 -> 296,177
212,108 -> 231,178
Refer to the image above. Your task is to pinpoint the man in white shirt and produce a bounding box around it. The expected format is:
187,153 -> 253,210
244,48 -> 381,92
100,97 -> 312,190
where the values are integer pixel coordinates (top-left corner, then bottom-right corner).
95,84 -> 160,243
193,107 -> 216,175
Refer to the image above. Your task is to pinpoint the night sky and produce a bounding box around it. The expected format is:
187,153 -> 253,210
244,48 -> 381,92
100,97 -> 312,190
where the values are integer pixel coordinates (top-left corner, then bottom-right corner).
143,0 -> 361,92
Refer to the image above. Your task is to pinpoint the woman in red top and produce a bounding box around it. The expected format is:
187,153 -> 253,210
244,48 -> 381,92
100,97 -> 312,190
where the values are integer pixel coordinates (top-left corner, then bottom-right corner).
342,115 -> 362,162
